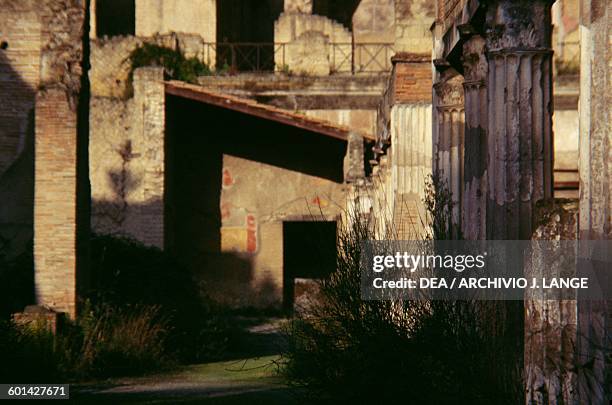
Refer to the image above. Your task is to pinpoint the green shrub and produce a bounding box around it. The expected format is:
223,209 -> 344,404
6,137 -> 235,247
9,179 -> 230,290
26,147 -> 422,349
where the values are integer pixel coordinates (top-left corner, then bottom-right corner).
128,43 -> 211,84
281,179 -> 523,404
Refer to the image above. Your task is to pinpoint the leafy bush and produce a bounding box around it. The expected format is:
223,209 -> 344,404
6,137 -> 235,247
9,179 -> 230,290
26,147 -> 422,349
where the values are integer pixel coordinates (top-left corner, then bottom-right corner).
281,180 -> 523,404
129,43 -> 211,84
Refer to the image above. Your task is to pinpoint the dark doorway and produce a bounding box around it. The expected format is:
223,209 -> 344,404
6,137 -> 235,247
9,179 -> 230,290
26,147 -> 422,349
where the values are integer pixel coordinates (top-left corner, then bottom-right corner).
216,0 -> 283,71
282,221 -> 337,310
312,0 -> 361,29
96,0 -> 135,37
165,95 -> 346,305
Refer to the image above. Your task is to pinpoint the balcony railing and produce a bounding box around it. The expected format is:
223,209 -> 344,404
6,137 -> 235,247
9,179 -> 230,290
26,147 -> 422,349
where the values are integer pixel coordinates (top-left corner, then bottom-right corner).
203,42 -> 394,74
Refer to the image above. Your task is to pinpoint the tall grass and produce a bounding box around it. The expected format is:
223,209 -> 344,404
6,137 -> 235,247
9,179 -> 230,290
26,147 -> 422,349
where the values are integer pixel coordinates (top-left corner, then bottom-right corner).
0,304 -> 172,382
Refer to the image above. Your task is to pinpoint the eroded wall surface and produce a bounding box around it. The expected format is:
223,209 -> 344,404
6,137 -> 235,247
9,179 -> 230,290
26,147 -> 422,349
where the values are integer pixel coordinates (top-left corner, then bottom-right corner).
135,0 -> 216,43
217,155 -> 345,307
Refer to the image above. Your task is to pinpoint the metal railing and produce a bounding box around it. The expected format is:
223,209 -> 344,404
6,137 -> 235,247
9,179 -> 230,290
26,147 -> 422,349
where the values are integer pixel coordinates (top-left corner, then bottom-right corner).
352,43 -> 395,73
206,43 -> 287,73
203,42 -> 394,74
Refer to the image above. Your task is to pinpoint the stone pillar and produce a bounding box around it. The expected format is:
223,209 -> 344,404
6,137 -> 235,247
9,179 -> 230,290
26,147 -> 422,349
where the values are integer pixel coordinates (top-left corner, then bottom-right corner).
133,67 -> 165,249
34,89 -> 80,318
34,0 -> 88,320
433,71 -> 464,237
460,27 -> 488,241
576,0 -> 610,402
391,103 -> 432,238
484,0 -> 555,240
390,53 -> 433,239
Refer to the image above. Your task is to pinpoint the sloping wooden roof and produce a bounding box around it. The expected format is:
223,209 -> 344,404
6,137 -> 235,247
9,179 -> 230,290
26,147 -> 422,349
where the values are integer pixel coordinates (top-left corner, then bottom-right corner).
165,80 -> 375,142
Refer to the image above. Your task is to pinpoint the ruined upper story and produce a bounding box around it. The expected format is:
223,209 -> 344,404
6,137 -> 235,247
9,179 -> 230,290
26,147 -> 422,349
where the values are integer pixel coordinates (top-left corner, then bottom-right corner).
88,0 -> 436,76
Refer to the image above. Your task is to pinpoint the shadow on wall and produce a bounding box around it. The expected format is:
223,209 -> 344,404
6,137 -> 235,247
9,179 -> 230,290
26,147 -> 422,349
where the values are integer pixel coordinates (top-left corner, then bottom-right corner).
313,0 -> 362,29
0,50 -> 36,317
0,50 -> 35,257
162,95 -> 347,308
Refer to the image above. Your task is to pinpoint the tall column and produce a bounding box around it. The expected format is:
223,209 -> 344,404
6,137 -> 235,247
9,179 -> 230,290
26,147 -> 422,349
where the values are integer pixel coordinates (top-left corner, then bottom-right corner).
576,0 -> 610,402
433,71 -> 464,238
484,0 -> 555,240
460,26 -> 488,241
34,0 -> 88,319
133,67 -> 165,249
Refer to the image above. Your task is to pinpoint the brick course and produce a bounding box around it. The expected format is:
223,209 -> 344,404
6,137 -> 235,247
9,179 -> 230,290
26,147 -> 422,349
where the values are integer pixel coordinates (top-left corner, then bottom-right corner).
34,88 -> 79,317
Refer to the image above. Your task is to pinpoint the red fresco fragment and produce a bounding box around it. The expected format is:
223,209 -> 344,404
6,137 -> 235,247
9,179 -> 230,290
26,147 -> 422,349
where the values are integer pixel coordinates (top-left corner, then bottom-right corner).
222,168 -> 234,188
246,213 -> 257,253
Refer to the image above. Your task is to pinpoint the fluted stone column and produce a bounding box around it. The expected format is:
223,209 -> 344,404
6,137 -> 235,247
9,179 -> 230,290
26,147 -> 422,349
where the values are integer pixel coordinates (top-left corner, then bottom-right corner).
433,72 -> 464,237
460,27 -> 488,241
484,0 -> 555,240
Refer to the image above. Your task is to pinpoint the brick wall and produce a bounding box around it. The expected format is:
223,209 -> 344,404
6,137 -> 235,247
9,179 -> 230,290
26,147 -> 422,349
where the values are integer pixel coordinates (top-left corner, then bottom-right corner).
34,89 -> 79,317
392,54 -> 432,104
0,0 -> 41,177
33,0 -> 87,318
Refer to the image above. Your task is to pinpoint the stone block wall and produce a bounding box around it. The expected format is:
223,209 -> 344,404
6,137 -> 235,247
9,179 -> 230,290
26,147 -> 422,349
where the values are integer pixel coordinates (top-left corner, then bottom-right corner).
90,35 -> 142,98
90,32 -> 213,99
274,12 -> 352,73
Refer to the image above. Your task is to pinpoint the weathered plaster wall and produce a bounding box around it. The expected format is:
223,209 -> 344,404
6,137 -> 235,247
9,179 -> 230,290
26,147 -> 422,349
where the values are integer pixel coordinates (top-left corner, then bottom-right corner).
353,0 -> 395,43
526,200 -> 578,404
394,0 -> 435,54
89,67 -> 165,248
274,12 -> 352,73
576,0 -> 610,401
135,0 -> 216,43
304,109 -> 376,137
218,155 -> 345,307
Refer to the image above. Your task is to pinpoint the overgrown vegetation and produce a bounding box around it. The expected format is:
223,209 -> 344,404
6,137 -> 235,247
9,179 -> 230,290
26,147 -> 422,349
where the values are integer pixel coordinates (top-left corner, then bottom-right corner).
0,237 -> 33,317
281,177 -> 523,404
0,233 -> 238,382
129,43 -> 211,84
0,304 -> 171,382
